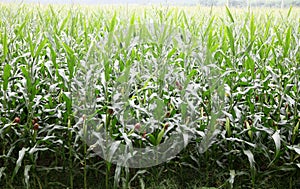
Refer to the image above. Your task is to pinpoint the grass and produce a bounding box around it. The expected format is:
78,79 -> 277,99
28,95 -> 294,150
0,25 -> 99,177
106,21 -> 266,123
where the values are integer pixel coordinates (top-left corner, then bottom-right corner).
0,2 -> 299,189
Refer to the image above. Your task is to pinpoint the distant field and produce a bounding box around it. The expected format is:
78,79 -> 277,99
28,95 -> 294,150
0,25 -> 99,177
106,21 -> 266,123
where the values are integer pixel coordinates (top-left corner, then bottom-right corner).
0,3 -> 299,189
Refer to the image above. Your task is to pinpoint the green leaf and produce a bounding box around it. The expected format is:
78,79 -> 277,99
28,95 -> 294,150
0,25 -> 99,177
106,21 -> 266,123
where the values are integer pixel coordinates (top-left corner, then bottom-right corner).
226,26 -> 235,56
129,170 -> 147,186
62,42 -> 74,55
2,28 -> 8,61
283,27 -> 292,57
29,145 -> 49,155
12,147 -> 29,181
287,6 -> 293,18
225,6 -> 235,23
16,18 -> 28,38
287,145 -> 300,155
243,150 -> 255,168
107,11 -> 117,46
203,16 -> 215,40
109,11 -> 117,32
156,128 -> 165,145
107,141 -> 121,162
293,121 -> 299,136
250,14 -> 256,42
148,134 -> 156,146
181,103 -> 188,121
35,37 -> 48,58
113,165 -> 122,189
229,170 -> 235,188
3,64 -> 11,91
24,165 -> 32,188
167,48 -> 177,59
225,117 -> 231,137
272,130 -> 281,158
154,99 -> 164,121
59,11 -> 71,32
27,32 -> 34,57
274,25 -> 283,46
0,167 -> 6,182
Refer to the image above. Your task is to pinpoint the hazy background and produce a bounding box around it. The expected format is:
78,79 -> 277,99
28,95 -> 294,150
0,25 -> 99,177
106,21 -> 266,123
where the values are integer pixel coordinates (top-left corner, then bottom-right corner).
1,0 -> 300,7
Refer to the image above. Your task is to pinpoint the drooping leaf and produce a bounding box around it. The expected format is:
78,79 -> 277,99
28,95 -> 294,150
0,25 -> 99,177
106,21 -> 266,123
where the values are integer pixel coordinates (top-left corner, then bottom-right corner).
0,167 -> 6,181
272,130 -> 281,158
24,165 -> 32,188
12,147 -> 29,181
243,150 -> 255,168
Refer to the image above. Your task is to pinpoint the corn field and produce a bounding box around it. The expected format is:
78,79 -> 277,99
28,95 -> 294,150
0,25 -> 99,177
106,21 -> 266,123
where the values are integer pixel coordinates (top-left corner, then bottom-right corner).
0,3 -> 299,189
